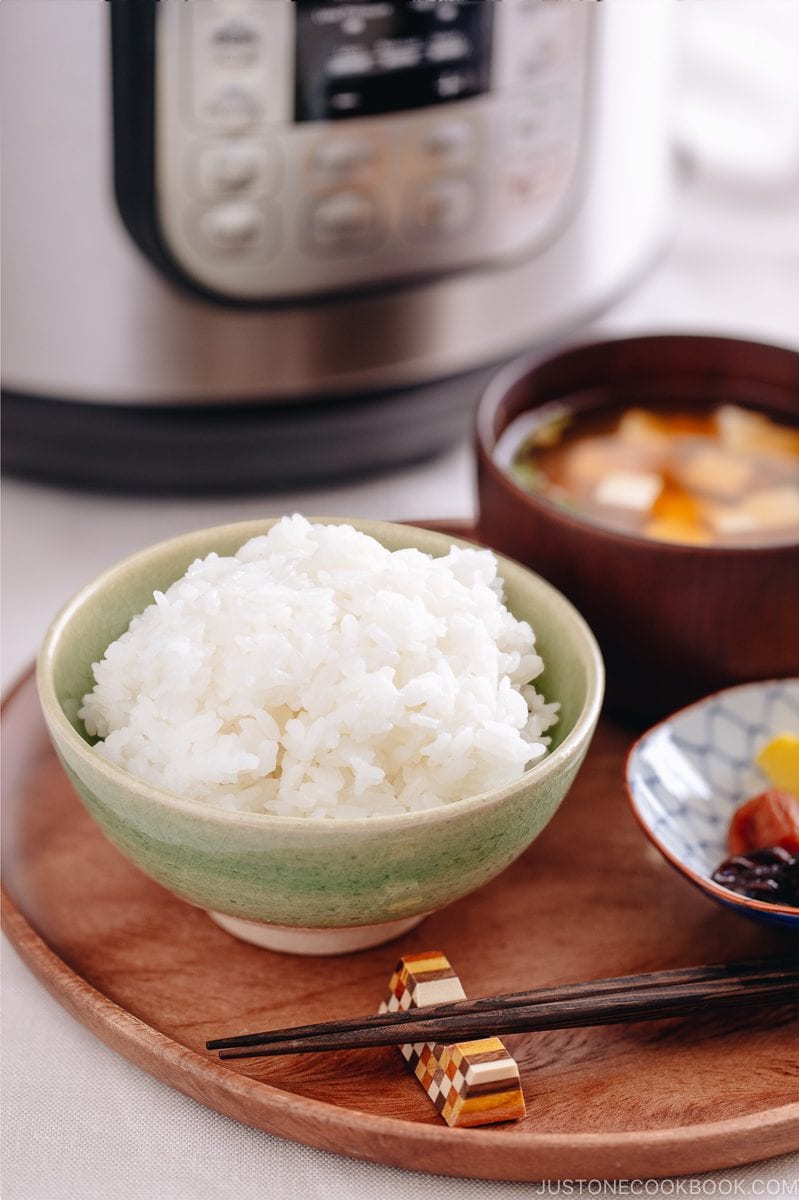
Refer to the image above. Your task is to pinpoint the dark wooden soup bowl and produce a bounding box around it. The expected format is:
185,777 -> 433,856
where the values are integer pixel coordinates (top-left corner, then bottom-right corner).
476,334 -> 799,724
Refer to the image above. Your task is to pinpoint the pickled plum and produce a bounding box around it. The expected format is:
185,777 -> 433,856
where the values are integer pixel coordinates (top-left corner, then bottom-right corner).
728,789 -> 799,856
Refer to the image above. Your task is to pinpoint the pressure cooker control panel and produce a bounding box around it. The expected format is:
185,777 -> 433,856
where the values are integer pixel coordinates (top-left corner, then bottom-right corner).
141,0 -> 592,302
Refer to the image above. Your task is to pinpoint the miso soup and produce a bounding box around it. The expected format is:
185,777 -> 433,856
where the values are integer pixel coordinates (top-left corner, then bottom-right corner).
509,404 -> 799,546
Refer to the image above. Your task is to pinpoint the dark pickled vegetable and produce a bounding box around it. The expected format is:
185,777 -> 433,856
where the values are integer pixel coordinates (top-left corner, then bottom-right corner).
712,846 -> 799,907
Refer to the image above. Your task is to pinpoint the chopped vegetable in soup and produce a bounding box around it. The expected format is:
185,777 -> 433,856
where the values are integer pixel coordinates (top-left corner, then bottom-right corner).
510,404 -> 799,545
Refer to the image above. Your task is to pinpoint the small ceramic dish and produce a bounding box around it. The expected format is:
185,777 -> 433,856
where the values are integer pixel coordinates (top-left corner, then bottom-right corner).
626,678 -> 799,928
476,334 -> 799,721
37,517 -> 604,955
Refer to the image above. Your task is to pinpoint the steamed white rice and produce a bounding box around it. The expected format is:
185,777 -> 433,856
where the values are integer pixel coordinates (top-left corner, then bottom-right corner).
79,515 -> 559,819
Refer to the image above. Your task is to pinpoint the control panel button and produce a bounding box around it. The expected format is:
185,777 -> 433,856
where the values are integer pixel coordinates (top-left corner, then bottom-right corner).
341,14 -> 368,38
435,71 -> 474,100
410,176 -> 476,236
511,8 -> 581,85
508,95 -> 569,155
312,138 -> 377,183
328,91 -> 364,116
410,0 -> 460,20
310,190 -> 379,248
427,32 -> 471,63
422,120 -> 475,163
210,19 -> 261,69
503,148 -> 572,211
435,2 -> 460,22
202,86 -> 262,132
197,142 -> 279,195
328,46 -> 375,78
376,41 -> 423,71
200,202 -> 264,251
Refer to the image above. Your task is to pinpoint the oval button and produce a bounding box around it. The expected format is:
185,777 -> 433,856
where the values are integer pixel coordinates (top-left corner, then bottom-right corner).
202,87 -> 262,133
197,142 -> 278,195
200,203 -> 264,251
312,139 -> 377,183
411,176 -> 476,236
422,120 -> 475,163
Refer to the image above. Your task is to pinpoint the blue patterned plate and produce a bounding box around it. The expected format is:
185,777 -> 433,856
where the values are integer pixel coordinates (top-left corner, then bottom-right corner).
626,679 -> 799,928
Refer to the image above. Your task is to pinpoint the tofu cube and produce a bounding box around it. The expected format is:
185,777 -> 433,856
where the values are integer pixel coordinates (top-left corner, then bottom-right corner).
677,448 -> 752,499
716,405 -> 799,457
705,505 -> 761,538
741,485 -> 799,530
617,409 -> 671,452
593,470 -> 663,512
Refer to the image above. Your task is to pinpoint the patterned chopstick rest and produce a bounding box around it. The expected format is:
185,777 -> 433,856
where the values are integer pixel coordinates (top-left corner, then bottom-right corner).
378,950 -> 526,1128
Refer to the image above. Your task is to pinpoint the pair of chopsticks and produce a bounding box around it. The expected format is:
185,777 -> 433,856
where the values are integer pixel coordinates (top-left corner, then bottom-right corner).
206,954 -> 798,1060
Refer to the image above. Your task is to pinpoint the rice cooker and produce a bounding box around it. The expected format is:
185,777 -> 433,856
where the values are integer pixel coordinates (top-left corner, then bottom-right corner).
0,0 -> 674,491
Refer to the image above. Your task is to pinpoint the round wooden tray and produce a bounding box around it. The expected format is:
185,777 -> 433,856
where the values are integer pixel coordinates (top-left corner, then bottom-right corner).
3,653 -> 798,1180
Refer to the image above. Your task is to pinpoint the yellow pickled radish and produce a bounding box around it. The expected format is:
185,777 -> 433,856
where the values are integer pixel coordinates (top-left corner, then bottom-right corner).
756,733 -> 799,794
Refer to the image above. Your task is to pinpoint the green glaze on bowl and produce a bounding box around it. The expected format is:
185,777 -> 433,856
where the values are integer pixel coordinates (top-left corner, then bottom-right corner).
37,518 -> 604,944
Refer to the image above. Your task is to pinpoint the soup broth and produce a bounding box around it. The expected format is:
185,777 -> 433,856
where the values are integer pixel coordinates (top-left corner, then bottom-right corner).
510,404 -> 799,546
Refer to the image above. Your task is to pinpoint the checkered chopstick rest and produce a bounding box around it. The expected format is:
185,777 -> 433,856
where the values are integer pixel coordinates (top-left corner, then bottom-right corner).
378,951 -> 526,1128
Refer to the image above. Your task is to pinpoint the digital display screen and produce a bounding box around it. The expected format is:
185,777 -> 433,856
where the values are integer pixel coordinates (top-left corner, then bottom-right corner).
294,0 -> 495,122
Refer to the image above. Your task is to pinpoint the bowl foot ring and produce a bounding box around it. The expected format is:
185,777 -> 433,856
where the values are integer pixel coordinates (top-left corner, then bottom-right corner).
206,909 -> 429,955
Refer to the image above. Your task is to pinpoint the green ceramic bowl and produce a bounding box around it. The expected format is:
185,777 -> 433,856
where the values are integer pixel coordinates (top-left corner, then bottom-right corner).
37,518 -> 604,955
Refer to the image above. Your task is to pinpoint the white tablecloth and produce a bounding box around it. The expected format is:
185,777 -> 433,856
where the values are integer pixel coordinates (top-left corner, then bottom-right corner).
4,93 -> 799,1200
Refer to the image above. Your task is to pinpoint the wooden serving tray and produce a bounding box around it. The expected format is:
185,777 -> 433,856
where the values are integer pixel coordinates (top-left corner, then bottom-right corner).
3,528 -> 798,1181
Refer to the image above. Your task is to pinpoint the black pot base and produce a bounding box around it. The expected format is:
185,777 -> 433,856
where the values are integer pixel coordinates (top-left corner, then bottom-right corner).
2,365 -> 497,495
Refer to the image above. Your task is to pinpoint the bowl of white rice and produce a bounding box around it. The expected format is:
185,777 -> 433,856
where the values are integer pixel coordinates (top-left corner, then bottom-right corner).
37,516 -> 603,954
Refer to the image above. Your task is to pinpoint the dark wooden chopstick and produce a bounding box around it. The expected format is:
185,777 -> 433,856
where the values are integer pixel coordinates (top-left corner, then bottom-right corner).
207,955 -> 791,1051
206,955 -> 798,1060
